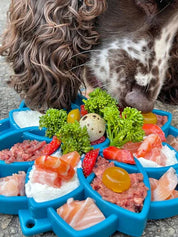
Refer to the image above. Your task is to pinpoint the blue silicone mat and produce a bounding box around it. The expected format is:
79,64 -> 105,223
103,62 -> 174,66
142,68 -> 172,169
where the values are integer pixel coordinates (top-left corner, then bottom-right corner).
0,96 -> 177,237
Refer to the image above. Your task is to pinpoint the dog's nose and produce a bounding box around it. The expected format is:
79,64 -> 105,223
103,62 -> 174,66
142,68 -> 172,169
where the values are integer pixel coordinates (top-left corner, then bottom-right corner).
125,87 -> 154,113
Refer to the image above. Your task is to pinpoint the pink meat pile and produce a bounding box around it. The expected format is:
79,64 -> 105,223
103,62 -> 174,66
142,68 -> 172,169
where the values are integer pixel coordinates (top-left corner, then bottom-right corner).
0,140 -> 47,163
91,157 -> 148,213
156,114 -> 168,127
166,135 -> 178,151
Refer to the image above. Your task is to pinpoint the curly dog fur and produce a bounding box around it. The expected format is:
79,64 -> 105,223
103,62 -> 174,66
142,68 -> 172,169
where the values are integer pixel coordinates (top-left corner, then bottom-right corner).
0,0 -> 177,112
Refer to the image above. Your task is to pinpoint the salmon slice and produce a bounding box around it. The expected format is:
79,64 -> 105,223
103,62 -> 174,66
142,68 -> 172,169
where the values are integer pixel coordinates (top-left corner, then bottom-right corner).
0,171 -> 26,196
136,134 -> 162,158
149,178 -> 159,201
135,134 -> 167,166
144,148 -> 167,166
167,190 -> 178,199
35,155 -> 75,181
149,178 -> 159,191
57,198 -> 105,230
152,167 -> 178,201
31,167 -> 62,188
60,151 -> 80,168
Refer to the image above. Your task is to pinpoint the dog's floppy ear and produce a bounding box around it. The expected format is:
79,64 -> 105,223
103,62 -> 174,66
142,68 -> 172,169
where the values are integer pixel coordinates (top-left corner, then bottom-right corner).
159,33 -> 178,105
135,0 -> 175,16
0,0 -> 106,112
135,0 -> 158,16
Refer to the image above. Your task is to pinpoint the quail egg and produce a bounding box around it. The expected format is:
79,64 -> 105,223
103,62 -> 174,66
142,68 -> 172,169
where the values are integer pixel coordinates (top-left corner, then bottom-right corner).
80,113 -> 106,142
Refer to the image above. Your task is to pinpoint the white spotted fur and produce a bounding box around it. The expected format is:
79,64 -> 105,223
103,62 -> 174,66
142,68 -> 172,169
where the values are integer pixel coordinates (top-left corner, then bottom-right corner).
88,13 -> 178,110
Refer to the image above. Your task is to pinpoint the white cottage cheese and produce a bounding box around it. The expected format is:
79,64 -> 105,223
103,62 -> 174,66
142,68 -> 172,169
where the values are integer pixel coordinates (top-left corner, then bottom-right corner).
25,166 -> 80,202
137,144 -> 178,167
13,110 -> 43,128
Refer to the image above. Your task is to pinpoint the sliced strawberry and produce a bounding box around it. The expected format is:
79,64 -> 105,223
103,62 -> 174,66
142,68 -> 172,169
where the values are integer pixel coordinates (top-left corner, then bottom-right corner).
103,146 -> 135,164
43,136 -> 61,155
142,123 -> 166,142
82,149 -> 100,177
90,136 -> 106,145
80,104 -> 88,117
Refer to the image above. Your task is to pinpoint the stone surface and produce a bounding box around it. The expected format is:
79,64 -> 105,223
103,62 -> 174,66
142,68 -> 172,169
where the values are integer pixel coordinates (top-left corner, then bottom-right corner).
0,1 -> 178,237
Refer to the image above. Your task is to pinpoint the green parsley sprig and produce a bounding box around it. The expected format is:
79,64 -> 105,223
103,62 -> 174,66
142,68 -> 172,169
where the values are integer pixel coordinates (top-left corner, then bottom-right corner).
102,106 -> 145,147
83,87 -> 117,117
39,108 -> 67,138
39,108 -> 93,154
56,121 -> 93,155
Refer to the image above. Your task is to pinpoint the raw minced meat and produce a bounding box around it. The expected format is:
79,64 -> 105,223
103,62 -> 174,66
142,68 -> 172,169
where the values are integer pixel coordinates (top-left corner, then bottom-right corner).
91,157 -> 148,213
155,114 -> 168,127
166,135 -> 178,151
0,140 -> 47,163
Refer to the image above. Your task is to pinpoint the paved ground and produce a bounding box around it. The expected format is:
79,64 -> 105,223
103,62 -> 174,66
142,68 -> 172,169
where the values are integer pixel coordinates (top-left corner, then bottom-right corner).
0,1 -> 178,237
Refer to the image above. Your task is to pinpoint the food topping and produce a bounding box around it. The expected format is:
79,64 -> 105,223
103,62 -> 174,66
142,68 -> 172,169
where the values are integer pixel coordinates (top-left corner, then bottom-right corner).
82,149 -> 100,177
102,167 -> 131,193
57,197 -> 105,230
135,134 -> 178,167
149,167 -> 178,201
155,114 -> 168,127
103,146 -> 135,164
142,123 -> 166,142
142,112 -> 157,124
39,108 -> 67,138
67,108 -> 81,123
102,106 -> 144,147
90,136 -> 106,145
166,135 -> 178,151
0,140 -> 47,163
80,104 -> 88,117
91,157 -> 148,213
82,87 -> 117,117
35,155 -> 75,181
59,151 -> 80,168
0,171 -> 26,196
42,136 -> 61,155
135,134 -> 162,159
121,141 -> 142,154
31,168 -> 62,188
80,113 -> 106,142
56,121 -> 92,155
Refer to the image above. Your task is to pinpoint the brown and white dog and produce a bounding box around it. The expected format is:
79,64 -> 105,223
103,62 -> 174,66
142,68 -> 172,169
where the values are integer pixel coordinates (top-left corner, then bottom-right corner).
0,0 -> 178,112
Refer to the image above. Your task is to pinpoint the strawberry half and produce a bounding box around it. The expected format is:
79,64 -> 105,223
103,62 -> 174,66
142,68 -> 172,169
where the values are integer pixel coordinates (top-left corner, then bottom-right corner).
82,149 -> 100,177
80,104 -> 88,117
43,136 -> 61,155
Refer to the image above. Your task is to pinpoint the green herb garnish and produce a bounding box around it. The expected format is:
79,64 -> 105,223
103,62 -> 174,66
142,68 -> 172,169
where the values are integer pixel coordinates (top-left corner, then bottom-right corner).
83,87 -> 117,117
56,121 -> 93,155
102,106 -> 145,147
39,108 -> 67,138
